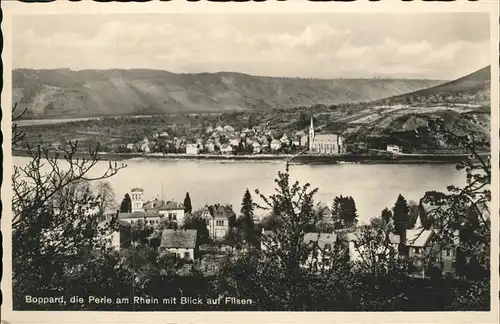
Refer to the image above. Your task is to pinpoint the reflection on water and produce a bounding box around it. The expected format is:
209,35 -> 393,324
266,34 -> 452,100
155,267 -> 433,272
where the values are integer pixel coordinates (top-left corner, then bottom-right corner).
13,156 -> 464,223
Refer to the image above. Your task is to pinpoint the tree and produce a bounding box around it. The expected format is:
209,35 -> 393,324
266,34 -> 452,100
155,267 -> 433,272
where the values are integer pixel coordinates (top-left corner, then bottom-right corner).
419,117 -> 491,310
95,181 -> 117,219
183,192 -> 193,214
216,163 -> 327,310
120,193 -> 132,213
331,195 -> 358,229
183,210 -> 210,245
239,188 -> 256,245
380,207 -> 393,225
12,111 -> 126,307
392,194 -> 409,237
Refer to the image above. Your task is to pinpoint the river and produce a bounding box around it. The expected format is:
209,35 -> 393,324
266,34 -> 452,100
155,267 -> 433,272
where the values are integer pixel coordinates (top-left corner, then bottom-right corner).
12,156 -> 465,224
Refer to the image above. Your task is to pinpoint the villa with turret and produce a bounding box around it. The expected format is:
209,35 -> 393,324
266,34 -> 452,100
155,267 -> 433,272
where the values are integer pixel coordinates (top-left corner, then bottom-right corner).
308,116 -> 343,155
118,187 -> 186,226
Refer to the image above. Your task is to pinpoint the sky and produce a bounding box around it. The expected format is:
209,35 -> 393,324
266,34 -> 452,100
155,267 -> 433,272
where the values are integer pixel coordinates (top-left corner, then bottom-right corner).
12,13 -> 491,80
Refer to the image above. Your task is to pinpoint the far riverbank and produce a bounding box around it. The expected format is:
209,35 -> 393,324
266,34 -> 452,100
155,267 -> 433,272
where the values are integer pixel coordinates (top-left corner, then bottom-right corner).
11,150 -> 490,165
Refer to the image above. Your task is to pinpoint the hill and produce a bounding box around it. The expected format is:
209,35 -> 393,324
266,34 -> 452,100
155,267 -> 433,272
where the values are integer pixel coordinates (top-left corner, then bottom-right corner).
12,68 -> 444,119
375,66 -> 491,106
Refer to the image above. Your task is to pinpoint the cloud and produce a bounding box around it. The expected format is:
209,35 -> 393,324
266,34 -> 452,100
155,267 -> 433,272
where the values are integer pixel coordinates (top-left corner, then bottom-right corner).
13,16 -> 490,80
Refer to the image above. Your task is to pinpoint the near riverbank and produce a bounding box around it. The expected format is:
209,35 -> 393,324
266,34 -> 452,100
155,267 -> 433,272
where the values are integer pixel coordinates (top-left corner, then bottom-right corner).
12,149 -> 490,165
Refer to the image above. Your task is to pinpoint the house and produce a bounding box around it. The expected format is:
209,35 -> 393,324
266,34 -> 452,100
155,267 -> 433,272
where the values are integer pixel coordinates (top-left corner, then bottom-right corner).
229,136 -> 240,147
126,143 -> 135,150
205,142 -> 215,153
405,229 -> 436,277
300,135 -> 309,147
220,144 -> 233,155
270,139 -> 282,151
252,142 -> 262,154
118,210 -> 163,227
159,229 -> 198,260
141,137 -> 151,153
280,133 -> 289,145
144,199 -> 186,224
97,219 -> 127,250
120,188 -> 185,225
345,229 -> 400,264
308,117 -> 343,154
387,144 -> 402,154
303,232 -> 338,270
223,125 -> 235,134
292,137 -> 301,147
204,204 -> 237,240
186,143 -> 199,155
261,230 -> 338,270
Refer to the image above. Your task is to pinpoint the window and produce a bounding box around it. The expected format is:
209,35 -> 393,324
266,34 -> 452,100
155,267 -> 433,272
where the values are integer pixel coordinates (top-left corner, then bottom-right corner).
130,220 -> 134,224
149,220 -> 154,225
173,214 -> 177,221
414,247 -> 420,254
168,215 -> 172,221
324,243 -> 332,252
445,249 -> 451,257
184,251 -> 190,259
216,220 -> 224,226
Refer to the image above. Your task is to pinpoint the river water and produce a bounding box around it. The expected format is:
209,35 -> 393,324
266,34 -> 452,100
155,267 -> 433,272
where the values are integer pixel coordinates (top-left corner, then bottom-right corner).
12,156 -> 465,224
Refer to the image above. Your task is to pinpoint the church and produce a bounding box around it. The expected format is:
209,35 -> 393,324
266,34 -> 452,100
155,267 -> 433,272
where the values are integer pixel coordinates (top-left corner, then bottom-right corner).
308,116 -> 343,154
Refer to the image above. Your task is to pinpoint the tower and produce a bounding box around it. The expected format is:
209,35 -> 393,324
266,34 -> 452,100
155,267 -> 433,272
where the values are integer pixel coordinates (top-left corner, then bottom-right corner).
131,187 -> 144,212
309,115 -> 315,152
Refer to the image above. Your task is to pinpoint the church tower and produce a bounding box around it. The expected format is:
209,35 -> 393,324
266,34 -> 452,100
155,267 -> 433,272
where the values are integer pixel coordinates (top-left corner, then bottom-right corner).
309,115 -> 315,152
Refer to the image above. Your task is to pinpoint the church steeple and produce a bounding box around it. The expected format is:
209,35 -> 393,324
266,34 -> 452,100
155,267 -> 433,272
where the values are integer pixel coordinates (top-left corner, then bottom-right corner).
309,115 -> 315,151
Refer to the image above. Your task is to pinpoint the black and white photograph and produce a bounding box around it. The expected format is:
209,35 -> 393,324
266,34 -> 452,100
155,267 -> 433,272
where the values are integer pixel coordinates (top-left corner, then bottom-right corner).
2,1 -> 498,320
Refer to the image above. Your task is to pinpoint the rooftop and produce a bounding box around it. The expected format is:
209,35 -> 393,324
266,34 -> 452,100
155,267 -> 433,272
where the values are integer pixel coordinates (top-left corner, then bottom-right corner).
160,229 -> 198,249
207,204 -> 236,219
118,210 -> 160,220
144,199 -> 184,211
406,229 -> 434,247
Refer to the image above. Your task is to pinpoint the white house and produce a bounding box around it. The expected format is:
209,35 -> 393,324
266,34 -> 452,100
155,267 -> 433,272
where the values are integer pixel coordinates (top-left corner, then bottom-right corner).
270,139 -> 282,151
387,144 -> 402,154
205,142 -> 215,153
159,229 -> 198,260
120,188 -> 185,226
252,142 -> 262,154
261,230 -> 338,270
144,199 -> 186,224
186,143 -> 199,155
345,230 -> 400,264
229,136 -> 240,147
203,204 -> 237,240
220,144 -> 233,155
303,232 -> 338,270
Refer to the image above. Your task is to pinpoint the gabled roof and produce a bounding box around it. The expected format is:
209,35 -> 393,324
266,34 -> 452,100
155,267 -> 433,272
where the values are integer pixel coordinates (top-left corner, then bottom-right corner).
314,134 -> 340,140
207,204 -> 236,219
406,229 -> 434,247
144,200 -> 184,211
160,229 -> 198,249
